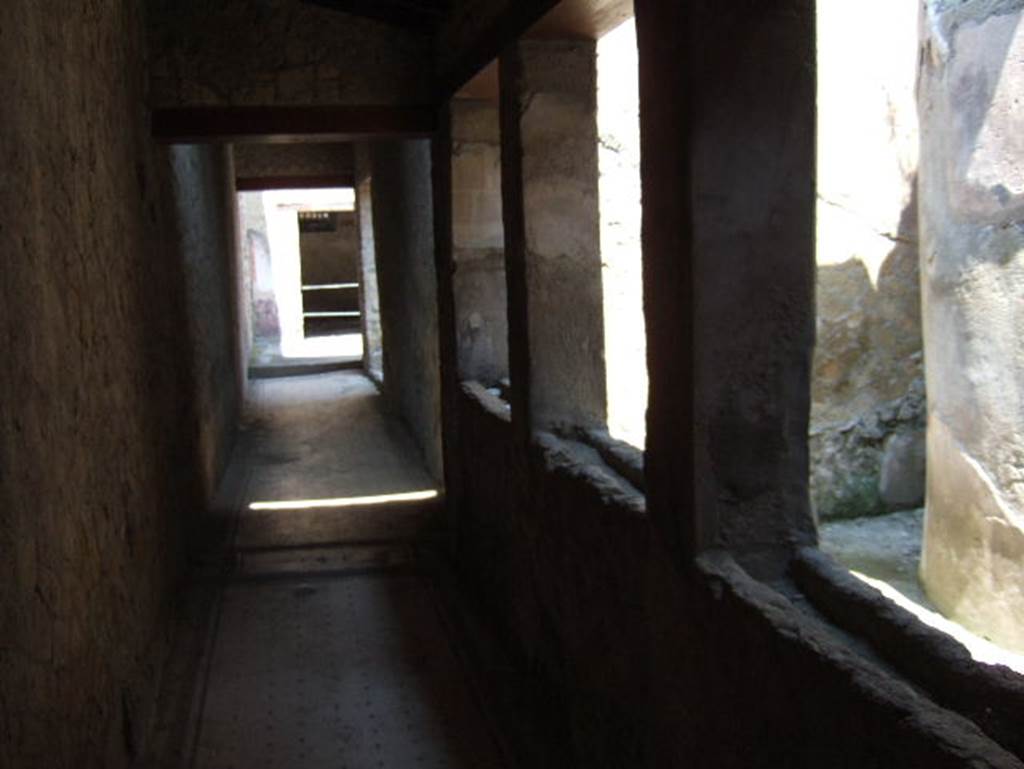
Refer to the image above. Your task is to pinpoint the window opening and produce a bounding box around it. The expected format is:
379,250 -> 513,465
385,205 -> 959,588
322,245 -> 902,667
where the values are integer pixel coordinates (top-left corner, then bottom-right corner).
813,0 -> 1024,672
597,17 -> 645,449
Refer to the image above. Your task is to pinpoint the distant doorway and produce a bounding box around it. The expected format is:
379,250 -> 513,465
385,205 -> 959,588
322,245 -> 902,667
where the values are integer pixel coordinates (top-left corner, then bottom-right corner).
238,188 -> 364,365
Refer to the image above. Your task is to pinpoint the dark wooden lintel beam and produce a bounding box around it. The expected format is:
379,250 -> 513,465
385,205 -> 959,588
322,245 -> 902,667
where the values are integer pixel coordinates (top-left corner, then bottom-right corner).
236,174 -> 356,192
152,106 -> 437,144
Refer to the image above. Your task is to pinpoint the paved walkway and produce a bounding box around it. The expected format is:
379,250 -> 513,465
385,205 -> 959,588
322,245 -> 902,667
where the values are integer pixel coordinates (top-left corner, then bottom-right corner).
150,371 -> 507,769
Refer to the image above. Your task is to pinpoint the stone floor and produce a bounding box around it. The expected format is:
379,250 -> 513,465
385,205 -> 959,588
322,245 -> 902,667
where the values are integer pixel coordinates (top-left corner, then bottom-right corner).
249,334 -> 365,379
820,508 -> 931,607
144,371 -> 511,769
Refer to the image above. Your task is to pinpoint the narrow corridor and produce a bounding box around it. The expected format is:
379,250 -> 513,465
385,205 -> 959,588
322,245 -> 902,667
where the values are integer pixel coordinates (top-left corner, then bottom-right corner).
149,371 -> 506,769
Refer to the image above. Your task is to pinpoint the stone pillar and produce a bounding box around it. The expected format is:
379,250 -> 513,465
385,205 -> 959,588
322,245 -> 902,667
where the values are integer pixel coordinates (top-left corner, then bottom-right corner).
263,191 -> 305,356
500,40 -> 605,435
918,1 -> 1024,652
451,99 -> 509,385
355,144 -> 384,381
636,0 -> 816,561
431,104 -> 463,552
238,191 -> 281,351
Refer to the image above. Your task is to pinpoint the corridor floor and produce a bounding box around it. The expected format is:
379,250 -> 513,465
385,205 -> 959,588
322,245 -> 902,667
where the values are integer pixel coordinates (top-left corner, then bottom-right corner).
150,371 -> 508,769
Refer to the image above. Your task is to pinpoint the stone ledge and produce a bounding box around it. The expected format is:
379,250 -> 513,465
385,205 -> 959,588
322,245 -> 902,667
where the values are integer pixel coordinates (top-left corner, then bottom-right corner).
533,431 -> 645,515
792,546 -> 1024,760
703,549 -> 1024,768
572,426 -> 645,493
461,379 -> 512,423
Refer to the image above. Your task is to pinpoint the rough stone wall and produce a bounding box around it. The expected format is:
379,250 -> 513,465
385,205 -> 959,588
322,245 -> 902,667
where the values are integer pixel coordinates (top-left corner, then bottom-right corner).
454,392 -> 1021,769
0,2 -> 239,767
234,142 -> 355,180
918,0 -> 1024,653
147,0 -> 432,108
371,141 -> 443,480
811,0 -> 925,520
451,100 -> 509,385
355,145 -> 384,382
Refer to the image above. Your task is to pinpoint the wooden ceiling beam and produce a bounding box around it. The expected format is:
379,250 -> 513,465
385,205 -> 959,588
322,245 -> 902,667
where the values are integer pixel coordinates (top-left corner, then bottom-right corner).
236,174 -> 356,191
151,105 -> 437,144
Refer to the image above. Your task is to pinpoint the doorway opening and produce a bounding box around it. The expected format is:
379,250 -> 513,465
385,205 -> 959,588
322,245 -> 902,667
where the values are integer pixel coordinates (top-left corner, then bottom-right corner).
238,187 -> 364,368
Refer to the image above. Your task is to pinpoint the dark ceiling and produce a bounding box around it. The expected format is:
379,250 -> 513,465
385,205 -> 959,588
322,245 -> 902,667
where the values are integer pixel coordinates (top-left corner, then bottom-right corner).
303,0 -> 451,30
306,0 -> 634,38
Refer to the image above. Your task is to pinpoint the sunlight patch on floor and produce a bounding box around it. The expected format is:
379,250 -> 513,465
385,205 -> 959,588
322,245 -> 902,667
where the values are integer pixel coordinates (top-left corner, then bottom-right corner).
248,489 -> 440,511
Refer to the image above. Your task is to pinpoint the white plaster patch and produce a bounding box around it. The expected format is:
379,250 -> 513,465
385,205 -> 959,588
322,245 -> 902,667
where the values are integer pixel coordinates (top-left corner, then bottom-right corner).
963,13 -> 1024,202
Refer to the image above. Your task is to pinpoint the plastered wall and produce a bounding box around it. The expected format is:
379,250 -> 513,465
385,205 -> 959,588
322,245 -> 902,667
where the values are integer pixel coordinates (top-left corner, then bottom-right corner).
0,4 -> 242,766
169,144 -> 246,506
451,99 -> 509,385
918,0 -> 1024,653
371,141 -> 443,481
355,145 -> 385,381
